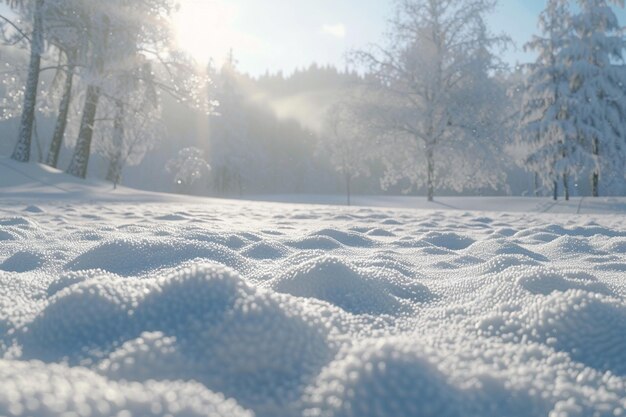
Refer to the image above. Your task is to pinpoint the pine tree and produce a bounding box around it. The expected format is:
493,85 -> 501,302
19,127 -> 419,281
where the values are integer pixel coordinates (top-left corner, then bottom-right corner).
518,0 -> 579,200
564,0 -> 626,196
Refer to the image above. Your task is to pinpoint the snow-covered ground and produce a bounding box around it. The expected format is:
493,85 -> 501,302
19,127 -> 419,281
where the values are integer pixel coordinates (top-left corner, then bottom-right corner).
1,158 -> 626,417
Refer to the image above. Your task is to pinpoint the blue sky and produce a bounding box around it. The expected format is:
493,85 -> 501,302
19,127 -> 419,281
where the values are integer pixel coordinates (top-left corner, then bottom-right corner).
175,0 -> 626,76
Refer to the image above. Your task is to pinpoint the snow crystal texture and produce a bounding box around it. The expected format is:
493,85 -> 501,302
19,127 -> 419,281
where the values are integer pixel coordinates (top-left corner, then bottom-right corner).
1,200 -> 626,417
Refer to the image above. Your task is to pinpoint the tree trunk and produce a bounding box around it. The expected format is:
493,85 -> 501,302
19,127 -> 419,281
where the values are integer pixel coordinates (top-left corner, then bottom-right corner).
426,147 -> 434,202
46,62 -> 74,168
67,84 -> 101,178
592,172 -> 599,197
106,101 -> 124,188
11,0 -> 44,163
592,138 -> 599,197
553,180 -> 558,201
534,172 -> 540,197
563,174 -> 570,201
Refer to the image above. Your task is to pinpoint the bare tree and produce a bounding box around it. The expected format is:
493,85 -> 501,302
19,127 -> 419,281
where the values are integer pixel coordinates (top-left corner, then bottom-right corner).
320,102 -> 372,206
352,0 -> 509,201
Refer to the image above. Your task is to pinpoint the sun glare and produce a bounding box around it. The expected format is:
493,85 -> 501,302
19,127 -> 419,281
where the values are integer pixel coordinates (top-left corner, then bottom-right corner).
173,0 -> 237,64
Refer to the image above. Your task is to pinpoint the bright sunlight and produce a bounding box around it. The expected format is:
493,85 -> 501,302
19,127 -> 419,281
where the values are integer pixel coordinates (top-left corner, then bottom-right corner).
174,0 -> 234,62
173,0 -> 244,64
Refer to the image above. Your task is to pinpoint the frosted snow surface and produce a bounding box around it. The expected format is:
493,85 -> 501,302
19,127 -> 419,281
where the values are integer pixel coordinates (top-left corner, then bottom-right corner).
1,159 -> 626,417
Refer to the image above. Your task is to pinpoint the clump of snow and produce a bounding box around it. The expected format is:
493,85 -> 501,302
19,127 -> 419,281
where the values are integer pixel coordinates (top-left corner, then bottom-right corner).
241,240 -> 292,259
0,250 -> 45,272
67,237 -> 250,276
19,264 -> 335,413
303,339 -> 463,417
421,231 -> 475,250
269,256 -> 430,315
479,289 -> 626,375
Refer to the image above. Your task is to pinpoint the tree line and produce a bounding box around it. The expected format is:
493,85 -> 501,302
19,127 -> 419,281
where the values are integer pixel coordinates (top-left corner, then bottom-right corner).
1,0 -> 625,202
319,0 -> 626,203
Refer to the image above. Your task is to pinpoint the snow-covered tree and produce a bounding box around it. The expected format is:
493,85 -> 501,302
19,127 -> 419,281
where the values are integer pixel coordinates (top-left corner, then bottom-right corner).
43,1 -> 89,169
166,147 -> 211,191
65,1 -> 150,178
95,66 -> 163,188
65,0 -> 213,179
563,0 -> 626,196
517,0 -> 581,200
352,0 -> 509,201
0,2 -> 70,164
3,0 -> 44,162
320,102 -> 371,205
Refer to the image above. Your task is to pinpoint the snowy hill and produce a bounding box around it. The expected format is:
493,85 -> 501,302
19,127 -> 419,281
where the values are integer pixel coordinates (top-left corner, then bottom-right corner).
0,157 -> 180,202
1,157 -> 626,417
3,157 -> 626,214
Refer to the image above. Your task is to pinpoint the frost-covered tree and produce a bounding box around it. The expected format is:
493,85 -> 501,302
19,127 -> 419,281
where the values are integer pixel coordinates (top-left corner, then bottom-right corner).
563,0 -> 626,196
517,0 -> 581,200
95,66 -> 162,188
352,0 -> 509,201
320,102 -> 371,205
65,0 -> 212,179
166,147 -> 211,191
65,1 -> 149,178
43,1 -> 89,169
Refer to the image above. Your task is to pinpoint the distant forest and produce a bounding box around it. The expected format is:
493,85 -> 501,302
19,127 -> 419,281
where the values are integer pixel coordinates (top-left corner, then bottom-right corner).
0,56 -> 526,197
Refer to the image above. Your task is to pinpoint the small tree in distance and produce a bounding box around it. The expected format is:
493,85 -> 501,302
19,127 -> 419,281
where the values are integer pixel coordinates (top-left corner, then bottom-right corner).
320,102 -> 371,206
166,147 -> 211,194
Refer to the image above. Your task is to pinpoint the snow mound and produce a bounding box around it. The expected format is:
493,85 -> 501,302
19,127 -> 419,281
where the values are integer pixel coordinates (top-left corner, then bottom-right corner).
0,359 -> 253,417
421,231 -> 475,250
514,267 -> 611,296
479,290 -> 626,375
309,229 -> 375,247
23,205 -> 44,213
240,240 -> 291,259
67,237 -> 249,275
268,256 -> 430,315
19,264 -> 334,412
541,235 -> 597,256
286,235 -> 343,250
365,228 -> 396,237
467,239 -> 548,261
1,250 -> 45,272
184,231 -> 250,249
602,238 -> 626,253
0,216 -> 38,241
474,254 -> 540,275
303,340 -> 463,417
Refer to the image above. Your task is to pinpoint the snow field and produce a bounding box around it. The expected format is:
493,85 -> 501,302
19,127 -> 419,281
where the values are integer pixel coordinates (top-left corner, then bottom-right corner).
1,201 -> 626,417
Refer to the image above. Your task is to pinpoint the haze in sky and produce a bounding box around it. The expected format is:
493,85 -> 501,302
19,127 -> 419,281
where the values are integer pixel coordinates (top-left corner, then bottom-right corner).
175,0 -> 626,76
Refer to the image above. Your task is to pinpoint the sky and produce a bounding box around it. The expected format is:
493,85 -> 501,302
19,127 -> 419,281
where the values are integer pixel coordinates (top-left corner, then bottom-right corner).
175,0 -> 626,76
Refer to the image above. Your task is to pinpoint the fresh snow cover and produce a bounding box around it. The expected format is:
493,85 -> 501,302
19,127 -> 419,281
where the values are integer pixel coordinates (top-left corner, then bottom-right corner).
1,158 -> 626,417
